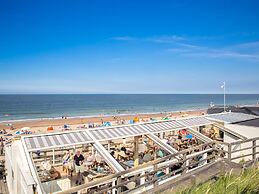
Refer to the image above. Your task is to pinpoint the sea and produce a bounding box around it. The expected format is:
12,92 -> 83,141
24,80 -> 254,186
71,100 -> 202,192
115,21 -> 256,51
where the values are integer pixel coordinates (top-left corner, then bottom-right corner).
0,94 -> 258,122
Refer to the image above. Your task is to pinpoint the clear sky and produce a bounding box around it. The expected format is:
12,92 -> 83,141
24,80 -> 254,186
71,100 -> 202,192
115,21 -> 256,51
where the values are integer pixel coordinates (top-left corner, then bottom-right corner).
0,0 -> 259,94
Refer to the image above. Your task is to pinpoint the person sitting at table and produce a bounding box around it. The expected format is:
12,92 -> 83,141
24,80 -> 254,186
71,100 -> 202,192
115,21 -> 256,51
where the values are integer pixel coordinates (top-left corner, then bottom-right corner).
174,138 -> 182,150
156,169 -> 166,178
86,152 -> 95,162
49,166 -> 61,180
96,163 -> 105,173
110,151 -> 115,158
191,137 -> 198,145
74,150 -> 85,185
143,150 -> 153,163
168,136 -> 176,145
118,150 -> 128,160
156,149 -> 164,158
84,152 -> 95,170
120,146 -> 131,156
178,131 -> 183,140
138,152 -> 144,164
95,153 -> 103,163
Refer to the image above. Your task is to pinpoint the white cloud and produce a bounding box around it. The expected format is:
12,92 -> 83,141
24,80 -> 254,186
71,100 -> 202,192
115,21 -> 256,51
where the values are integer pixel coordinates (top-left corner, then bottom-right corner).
110,35 -> 184,43
167,41 -> 259,60
111,35 -> 259,60
110,36 -> 136,41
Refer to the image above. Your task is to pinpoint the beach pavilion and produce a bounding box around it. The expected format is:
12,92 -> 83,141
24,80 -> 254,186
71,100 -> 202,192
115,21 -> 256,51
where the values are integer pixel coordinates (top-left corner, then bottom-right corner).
5,112 -> 259,194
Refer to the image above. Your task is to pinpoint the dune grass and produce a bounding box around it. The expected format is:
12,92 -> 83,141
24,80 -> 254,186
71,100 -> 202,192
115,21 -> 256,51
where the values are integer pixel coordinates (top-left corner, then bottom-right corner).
172,166 -> 259,194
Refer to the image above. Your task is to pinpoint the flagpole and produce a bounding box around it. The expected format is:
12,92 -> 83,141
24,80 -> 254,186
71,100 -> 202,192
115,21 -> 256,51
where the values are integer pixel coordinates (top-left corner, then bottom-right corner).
223,81 -> 226,112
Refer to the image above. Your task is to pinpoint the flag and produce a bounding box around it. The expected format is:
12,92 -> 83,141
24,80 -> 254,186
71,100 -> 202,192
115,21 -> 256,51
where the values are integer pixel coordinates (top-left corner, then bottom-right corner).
221,82 -> 225,89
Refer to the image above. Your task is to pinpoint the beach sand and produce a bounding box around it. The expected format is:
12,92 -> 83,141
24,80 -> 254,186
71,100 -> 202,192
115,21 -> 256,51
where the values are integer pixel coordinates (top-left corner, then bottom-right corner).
0,109 -> 206,135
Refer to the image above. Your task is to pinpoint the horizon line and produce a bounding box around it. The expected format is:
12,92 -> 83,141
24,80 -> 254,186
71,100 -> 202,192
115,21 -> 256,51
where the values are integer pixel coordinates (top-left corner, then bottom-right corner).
0,93 -> 259,95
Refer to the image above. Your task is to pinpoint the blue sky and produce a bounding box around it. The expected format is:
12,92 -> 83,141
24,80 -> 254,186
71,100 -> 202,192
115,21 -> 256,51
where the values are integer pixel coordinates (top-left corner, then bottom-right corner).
0,0 -> 259,94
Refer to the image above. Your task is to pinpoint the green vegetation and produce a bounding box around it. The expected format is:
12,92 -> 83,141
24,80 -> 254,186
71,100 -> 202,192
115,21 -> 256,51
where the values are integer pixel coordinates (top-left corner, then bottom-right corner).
174,166 -> 259,194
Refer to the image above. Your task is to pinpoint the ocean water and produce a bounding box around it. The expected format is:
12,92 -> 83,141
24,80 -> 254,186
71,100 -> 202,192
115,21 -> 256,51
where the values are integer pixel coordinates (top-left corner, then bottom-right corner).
0,94 -> 258,121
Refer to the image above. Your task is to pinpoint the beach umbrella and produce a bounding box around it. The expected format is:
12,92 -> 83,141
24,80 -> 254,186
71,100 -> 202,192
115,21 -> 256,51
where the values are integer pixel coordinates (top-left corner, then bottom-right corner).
15,131 -> 21,135
186,134 -> 193,139
15,130 -> 26,135
103,122 -> 111,127
47,126 -> 54,131
133,117 -> 139,123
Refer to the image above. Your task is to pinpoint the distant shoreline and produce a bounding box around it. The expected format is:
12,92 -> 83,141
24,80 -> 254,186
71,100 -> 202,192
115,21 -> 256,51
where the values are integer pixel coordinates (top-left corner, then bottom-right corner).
1,94 -> 258,123
0,108 -> 207,132
1,102 -> 258,124
0,103 -> 257,133
0,107 -> 207,124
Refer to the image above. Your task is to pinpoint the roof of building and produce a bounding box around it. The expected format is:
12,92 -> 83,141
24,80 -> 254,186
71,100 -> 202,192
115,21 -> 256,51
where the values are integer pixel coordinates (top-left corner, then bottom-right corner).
205,112 -> 259,124
207,106 -> 259,116
224,123 -> 259,139
235,118 -> 259,127
23,116 -> 214,151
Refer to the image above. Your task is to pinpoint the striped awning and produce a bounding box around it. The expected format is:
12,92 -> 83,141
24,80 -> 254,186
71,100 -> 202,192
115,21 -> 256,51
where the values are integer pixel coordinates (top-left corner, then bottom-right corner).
23,116 -> 216,151
178,117 -> 214,127
89,125 -> 148,141
140,120 -> 185,133
24,131 -> 93,151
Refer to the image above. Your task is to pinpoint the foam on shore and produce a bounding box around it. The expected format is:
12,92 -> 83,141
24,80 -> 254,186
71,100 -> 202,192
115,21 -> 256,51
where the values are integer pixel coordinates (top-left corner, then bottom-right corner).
0,107 -> 208,124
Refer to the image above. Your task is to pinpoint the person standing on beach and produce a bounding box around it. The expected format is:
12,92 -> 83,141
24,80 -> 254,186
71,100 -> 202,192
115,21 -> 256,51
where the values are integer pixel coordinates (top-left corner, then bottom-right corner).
0,137 -> 4,155
74,150 -> 84,185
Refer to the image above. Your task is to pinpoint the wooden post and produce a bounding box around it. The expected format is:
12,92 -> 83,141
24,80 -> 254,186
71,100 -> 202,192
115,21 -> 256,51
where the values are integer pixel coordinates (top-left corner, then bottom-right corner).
134,136 -> 139,167
166,167 -> 170,174
73,145 -> 76,154
228,144 -> 232,160
154,164 -> 158,187
52,149 -> 55,165
203,152 -> 208,165
117,176 -> 122,194
183,153 -> 187,174
159,132 -> 164,139
252,140 -> 256,161
108,142 -> 110,152
212,143 -> 217,161
112,179 -> 116,194
140,171 -> 145,185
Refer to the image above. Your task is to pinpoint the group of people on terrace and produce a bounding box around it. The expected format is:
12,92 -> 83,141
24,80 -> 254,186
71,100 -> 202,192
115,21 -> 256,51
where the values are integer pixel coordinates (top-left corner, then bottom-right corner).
61,149 -> 111,185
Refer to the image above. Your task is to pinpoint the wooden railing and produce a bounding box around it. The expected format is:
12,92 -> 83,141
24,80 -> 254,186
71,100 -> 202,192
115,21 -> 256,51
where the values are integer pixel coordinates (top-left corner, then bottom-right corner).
56,142 -> 217,194
55,137 -> 259,194
215,136 -> 259,162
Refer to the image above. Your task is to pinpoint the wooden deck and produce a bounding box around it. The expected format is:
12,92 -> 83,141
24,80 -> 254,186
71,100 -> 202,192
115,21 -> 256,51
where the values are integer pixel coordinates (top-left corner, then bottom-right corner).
0,180 -> 8,194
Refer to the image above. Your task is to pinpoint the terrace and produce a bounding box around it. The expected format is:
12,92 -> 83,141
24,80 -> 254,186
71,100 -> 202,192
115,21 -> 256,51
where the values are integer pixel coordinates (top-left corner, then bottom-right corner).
5,112 -> 259,194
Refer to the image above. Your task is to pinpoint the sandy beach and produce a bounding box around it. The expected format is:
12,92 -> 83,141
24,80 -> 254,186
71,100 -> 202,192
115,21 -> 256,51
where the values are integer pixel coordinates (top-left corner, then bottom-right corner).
0,109 -> 206,135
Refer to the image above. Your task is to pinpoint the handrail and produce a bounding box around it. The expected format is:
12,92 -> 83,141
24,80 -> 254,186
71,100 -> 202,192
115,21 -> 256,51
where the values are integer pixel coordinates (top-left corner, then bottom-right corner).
230,136 -> 259,145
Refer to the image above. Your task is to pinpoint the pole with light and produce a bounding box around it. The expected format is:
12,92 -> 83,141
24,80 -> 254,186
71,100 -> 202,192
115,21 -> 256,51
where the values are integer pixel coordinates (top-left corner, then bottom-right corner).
221,81 -> 226,112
